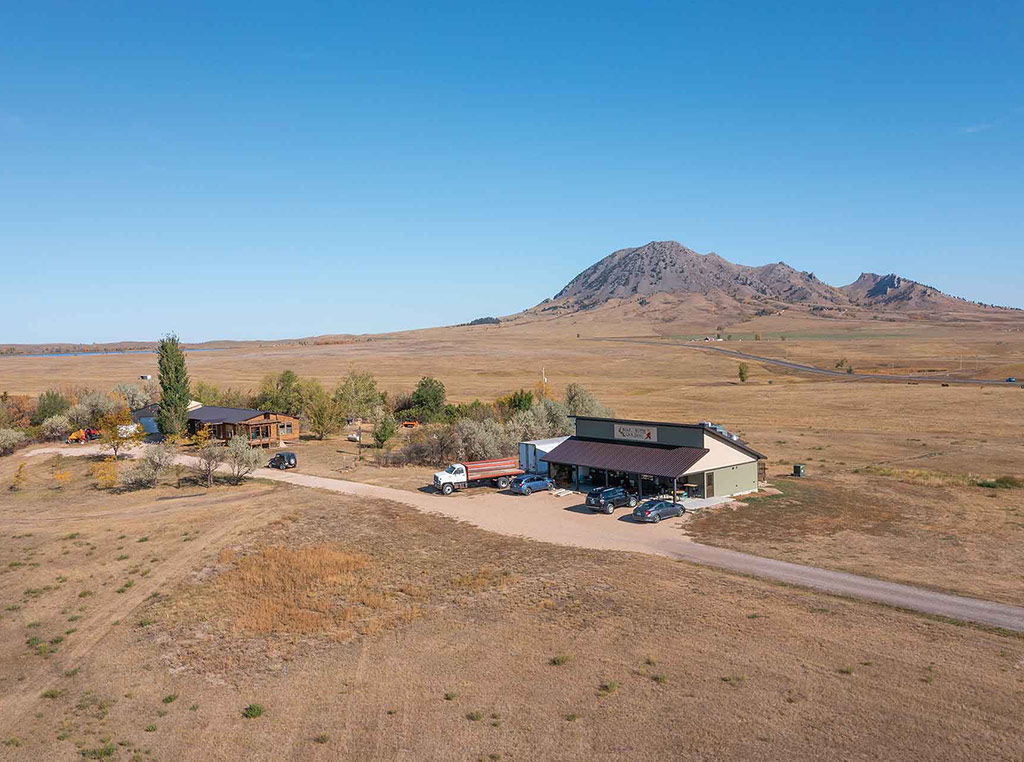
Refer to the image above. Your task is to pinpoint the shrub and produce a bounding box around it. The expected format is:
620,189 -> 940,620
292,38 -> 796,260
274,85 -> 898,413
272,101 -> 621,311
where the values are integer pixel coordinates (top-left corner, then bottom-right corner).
226,435 -> 262,483
0,428 -> 27,456
192,436 -> 226,488
123,441 -> 177,489
974,475 -> 1023,489
9,463 -> 27,491
113,383 -> 151,410
242,703 -> 264,719
372,409 -> 398,449
70,390 -> 118,428
41,414 -> 72,441
122,460 -> 157,489
90,458 -> 119,490
564,383 -> 613,418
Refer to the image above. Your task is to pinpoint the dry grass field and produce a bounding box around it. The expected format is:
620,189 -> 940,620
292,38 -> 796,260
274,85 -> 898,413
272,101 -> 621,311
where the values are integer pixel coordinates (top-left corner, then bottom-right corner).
2,310 -> 1023,602
2,310 -> 1023,757
0,453 -> 1022,761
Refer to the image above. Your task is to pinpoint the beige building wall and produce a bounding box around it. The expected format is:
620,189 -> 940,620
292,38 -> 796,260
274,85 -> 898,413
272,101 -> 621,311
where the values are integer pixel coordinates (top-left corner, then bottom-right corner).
688,432 -> 756,472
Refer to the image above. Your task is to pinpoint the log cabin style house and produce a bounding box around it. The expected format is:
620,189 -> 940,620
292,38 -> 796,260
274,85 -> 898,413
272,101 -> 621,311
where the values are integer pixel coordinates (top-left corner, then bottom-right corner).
186,406 -> 300,447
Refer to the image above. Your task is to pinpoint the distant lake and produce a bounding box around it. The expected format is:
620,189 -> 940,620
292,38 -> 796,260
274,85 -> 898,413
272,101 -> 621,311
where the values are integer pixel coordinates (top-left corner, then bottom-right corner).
1,348 -> 226,359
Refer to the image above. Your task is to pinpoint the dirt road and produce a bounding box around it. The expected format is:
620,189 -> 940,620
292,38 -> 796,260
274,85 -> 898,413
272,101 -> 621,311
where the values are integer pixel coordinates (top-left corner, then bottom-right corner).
587,336 -> 1020,385
25,445 -> 1024,632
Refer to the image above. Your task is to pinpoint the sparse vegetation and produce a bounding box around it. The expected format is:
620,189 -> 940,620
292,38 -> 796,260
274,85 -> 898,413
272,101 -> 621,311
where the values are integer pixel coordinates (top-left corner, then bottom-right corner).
242,703 -> 264,719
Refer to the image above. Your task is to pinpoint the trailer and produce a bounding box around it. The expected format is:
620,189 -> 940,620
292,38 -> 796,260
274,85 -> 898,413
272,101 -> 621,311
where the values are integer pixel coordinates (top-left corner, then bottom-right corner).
433,457 -> 524,495
518,437 -> 569,476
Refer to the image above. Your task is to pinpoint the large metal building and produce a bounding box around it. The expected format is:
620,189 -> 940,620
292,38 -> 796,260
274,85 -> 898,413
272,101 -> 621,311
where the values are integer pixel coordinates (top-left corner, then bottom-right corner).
541,416 -> 765,502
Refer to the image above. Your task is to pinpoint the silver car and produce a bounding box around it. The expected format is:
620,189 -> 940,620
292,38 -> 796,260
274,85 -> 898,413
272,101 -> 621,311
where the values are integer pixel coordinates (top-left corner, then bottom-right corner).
632,499 -> 685,523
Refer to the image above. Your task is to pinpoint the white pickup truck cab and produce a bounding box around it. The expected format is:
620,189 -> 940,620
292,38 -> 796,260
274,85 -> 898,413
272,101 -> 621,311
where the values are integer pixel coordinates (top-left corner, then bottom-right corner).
432,457 -> 524,495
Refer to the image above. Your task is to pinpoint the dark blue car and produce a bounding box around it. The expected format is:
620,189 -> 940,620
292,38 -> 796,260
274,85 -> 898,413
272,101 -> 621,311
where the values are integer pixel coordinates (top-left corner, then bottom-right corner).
632,499 -> 685,523
510,474 -> 555,495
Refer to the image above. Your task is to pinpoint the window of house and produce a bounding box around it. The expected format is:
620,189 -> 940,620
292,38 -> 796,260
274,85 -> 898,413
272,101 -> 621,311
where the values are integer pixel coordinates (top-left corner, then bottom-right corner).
250,428 -> 258,440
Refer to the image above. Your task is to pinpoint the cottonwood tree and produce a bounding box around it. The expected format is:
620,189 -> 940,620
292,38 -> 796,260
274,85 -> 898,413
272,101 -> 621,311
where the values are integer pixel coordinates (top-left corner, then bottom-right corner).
97,407 -> 146,460
226,435 -> 262,483
738,363 -> 749,383
306,386 -> 343,440
157,334 -> 191,436
334,370 -> 380,420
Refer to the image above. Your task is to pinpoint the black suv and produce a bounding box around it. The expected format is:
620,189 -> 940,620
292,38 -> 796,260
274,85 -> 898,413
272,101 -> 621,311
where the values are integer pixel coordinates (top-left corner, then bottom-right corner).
268,452 -> 297,470
585,486 -> 638,514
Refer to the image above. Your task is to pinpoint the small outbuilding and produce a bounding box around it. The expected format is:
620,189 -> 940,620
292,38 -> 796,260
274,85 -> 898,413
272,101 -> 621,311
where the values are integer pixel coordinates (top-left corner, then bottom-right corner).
541,416 -> 765,501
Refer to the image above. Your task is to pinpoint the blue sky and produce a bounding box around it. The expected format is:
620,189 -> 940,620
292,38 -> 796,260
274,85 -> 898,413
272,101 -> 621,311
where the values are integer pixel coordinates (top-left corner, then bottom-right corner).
1,1 -> 1021,343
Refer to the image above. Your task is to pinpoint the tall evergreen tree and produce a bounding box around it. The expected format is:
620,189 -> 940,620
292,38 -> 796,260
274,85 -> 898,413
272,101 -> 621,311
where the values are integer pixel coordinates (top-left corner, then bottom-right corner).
156,334 -> 190,436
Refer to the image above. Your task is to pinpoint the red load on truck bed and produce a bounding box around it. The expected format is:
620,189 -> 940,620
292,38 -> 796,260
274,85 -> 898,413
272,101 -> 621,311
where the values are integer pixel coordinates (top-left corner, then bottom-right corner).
464,457 -> 524,481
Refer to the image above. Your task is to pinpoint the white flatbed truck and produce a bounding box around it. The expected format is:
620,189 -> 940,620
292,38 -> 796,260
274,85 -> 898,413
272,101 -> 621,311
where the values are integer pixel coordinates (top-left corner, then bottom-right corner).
432,457 -> 525,495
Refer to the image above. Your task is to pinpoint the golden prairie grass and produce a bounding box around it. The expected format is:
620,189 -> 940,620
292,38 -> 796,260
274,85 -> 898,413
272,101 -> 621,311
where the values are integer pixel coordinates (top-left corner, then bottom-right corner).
451,565 -> 513,592
199,544 -> 428,637
856,465 -> 976,487
213,545 -> 372,634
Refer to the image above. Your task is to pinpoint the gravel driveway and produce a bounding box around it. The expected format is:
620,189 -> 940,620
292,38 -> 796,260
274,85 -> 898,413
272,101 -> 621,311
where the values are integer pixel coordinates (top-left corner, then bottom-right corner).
25,444 -> 1024,632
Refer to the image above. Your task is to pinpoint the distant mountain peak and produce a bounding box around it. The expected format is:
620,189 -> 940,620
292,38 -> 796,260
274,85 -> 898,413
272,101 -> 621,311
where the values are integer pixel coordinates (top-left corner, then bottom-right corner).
540,240 -> 1004,319
551,240 -> 844,309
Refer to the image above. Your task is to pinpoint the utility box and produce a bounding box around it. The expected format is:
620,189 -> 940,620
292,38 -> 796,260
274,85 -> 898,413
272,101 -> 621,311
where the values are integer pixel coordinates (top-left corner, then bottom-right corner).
793,463 -> 806,478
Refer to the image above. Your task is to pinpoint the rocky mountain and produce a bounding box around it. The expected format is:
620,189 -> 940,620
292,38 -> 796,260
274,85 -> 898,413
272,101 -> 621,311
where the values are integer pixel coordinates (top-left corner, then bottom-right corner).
552,241 -> 843,309
839,272 -> 965,309
542,240 -> 998,317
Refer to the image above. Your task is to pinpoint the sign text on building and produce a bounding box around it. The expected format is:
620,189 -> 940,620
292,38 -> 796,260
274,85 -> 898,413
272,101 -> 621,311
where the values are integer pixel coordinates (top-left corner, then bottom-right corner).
613,424 -> 657,443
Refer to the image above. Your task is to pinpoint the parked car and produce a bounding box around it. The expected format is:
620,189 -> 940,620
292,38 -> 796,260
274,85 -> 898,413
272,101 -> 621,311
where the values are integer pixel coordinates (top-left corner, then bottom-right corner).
632,499 -> 685,523
585,485 -> 638,514
1006,377 -> 1017,383
268,452 -> 297,470
510,474 -> 555,495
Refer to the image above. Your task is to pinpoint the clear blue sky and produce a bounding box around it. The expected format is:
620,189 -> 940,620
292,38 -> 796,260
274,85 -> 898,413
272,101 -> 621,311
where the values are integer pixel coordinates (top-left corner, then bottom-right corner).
1,1 -> 1021,343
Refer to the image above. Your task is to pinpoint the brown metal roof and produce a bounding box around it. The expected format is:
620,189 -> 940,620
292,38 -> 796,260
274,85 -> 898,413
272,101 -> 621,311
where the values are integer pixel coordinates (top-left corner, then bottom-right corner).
540,437 -> 709,479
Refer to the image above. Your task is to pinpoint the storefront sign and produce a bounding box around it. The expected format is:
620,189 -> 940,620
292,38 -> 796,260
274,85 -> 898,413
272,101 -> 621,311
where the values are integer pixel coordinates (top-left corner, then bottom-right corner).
613,423 -> 657,443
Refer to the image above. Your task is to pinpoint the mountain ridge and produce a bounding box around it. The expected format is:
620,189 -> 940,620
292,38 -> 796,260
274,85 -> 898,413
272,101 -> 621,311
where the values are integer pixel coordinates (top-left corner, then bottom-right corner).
543,240 -> 1006,315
